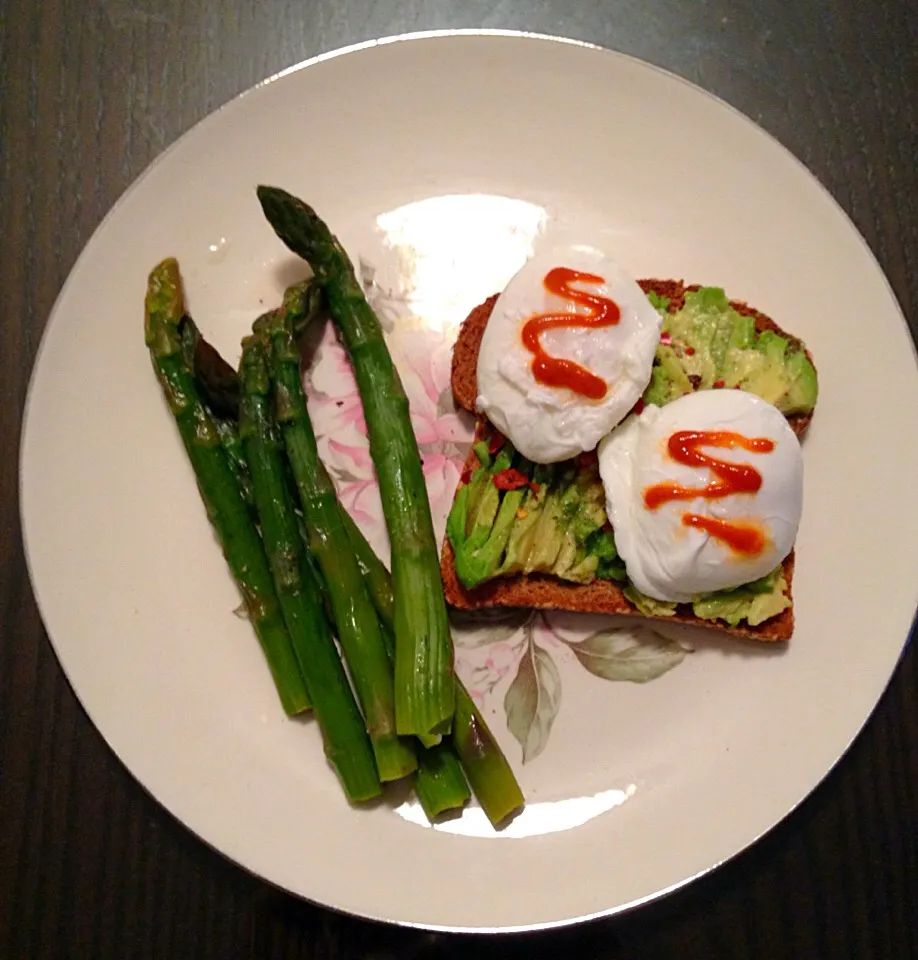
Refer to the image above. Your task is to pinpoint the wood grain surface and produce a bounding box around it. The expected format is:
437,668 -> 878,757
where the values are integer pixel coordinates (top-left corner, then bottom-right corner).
1,1 -> 916,957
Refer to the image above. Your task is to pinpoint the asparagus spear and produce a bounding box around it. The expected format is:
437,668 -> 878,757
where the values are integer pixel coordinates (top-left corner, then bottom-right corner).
239,335 -> 381,801
341,501 -> 523,826
376,619 -> 471,817
340,507 -> 394,629
144,258 -> 310,716
264,307 -> 417,782
297,518 -> 469,817
213,417 -> 254,510
252,278 -> 324,341
415,740 -> 471,820
178,313 -> 241,419
175,302 -> 450,804
257,186 -> 454,738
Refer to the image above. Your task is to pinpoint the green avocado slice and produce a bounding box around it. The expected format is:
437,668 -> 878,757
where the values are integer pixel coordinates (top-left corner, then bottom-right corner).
642,287 -> 819,414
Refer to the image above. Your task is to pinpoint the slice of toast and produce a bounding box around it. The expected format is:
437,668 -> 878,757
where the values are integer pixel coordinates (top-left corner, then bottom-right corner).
451,281 -> 815,439
442,280 -> 816,642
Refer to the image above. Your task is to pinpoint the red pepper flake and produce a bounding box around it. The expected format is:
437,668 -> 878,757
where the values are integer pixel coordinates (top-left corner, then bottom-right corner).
659,332 -> 673,346
632,397 -> 645,416
685,346 -> 696,356
714,379 -> 725,388
488,428 -> 507,455
529,481 -> 541,499
492,468 -> 529,491
578,449 -> 599,469
460,464 -> 474,484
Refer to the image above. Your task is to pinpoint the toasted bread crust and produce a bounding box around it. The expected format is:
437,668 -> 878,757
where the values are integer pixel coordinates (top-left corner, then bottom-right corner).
443,280 -> 814,642
450,281 -> 815,439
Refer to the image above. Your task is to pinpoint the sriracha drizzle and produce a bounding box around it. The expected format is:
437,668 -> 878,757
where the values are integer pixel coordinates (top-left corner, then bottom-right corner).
643,430 -> 776,557
521,267 -> 621,400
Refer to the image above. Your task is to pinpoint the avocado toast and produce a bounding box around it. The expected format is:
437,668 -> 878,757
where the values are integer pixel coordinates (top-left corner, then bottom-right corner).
442,280 -> 818,642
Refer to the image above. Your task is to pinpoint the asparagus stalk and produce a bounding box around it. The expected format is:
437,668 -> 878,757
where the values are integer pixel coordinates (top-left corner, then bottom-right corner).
178,313 -> 240,420
239,336 -> 381,801
252,278 -> 324,341
341,500 -> 523,826
340,507 -> 394,632
376,620 -> 471,818
213,417 -> 254,510
144,258 -> 310,716
415,741 -> 472,820
295,518 -> 468,815
176,300 -> 450,803
265,307 -> 417,782
257,186 -> 454,738
452,682 -> 524,826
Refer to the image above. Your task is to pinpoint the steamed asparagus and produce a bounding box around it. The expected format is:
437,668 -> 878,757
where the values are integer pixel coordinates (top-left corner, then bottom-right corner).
265,305 -> 417,782
341,501 -> 523,826
239,335 -> 380,801
257,186 -> 454,738
144,258 -> 310,716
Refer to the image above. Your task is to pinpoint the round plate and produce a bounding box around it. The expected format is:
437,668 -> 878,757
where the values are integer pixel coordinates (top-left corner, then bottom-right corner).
20,31 -> 918,932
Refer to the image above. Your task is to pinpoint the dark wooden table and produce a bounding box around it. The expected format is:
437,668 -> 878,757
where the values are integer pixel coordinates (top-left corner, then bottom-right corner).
2,1 -> 916,957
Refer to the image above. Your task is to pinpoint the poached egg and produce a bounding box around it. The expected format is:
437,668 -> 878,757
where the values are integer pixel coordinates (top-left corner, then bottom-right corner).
598,389 -> 803,602
476,244 -> 661,463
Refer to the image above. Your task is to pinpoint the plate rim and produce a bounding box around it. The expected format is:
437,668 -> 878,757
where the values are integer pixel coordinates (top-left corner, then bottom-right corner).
18,28 -> 918,934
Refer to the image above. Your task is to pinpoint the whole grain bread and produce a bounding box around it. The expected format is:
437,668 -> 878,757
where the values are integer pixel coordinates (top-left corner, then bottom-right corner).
442,280 -> 817,642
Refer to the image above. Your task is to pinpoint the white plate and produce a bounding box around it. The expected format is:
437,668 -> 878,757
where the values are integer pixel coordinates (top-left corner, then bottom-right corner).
20,31 -> 918,932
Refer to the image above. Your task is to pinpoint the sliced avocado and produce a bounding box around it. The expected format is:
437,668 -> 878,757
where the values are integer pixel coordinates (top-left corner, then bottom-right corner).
500,464 -> 553,575
646,290 -> 671,316
472,439 -> 490,470
710,314 -> 735,376
779,349 -> 819,415
523,471 -> 571,575
565,553 -> 600,583
721,346 -> 765,388
736,355 -> 790,406
453,455 -> 532,589
728,312 -> 756,351
465,447 -> 512,539
554,468 -> 607,580
649,287 -> 817,416
586,526 -> 628,581
692,569 -> 790,627
573,464 -> 606,534
526,469 -> 581,573
668,288 -> 737,388
445,482 -> 470,550
755,329 -> 789,363
644,345 -> 694,406
554,528 -> 583,580
623,584 -> 678,617
643,364 -> 672,407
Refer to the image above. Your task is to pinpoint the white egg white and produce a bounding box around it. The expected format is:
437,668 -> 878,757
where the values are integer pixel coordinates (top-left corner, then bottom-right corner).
476,244 -> 661,463
598,390 -> 803,602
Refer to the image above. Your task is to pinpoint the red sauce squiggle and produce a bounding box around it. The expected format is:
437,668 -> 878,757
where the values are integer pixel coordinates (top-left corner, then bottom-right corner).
682,514 -> 767,556
521,267 -> 621,400
643,430 -> 776,557
643,431 -> 775,509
